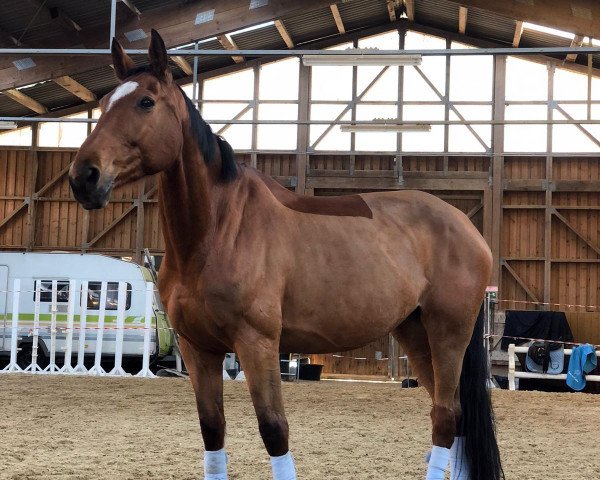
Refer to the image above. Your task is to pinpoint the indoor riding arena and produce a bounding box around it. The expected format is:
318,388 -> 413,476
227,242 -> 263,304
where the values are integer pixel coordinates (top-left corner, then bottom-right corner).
1,1 -> 599,480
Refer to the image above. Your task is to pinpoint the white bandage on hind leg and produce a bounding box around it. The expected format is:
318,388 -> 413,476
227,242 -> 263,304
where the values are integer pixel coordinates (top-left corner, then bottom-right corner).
425,446 -> 451,480
204,448 -> 228,480
450,437 -> 471,480
270,451 -> 297,480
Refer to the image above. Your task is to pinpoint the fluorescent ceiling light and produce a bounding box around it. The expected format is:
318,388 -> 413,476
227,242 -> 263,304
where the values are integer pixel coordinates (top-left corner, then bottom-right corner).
341,121 -> 431,133
0,121 -> 18,130
303,49 -> 421,66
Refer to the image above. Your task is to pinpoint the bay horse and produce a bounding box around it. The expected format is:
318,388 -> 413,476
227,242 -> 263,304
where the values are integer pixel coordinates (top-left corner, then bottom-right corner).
69,30 -> 503,480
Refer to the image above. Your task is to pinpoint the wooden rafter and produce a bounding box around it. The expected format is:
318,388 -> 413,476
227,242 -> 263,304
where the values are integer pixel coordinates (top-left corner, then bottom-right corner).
404,0 -> 415,21
330,4 -> 345,34
53,76 -> 97,102
25,0 -> 81,33
458,6 -> 468,35
274,19 -> 294,48
217,35 -> 244,64
3,89 -> 48,114
171,56 -> 193,75
386,0 -> 397,22
119,0 -> 141,17
0,27 -> 24,47
0,0 -> 336,92
501,260 -> 541,303
566,34 -> 584,62
512,20 -> 524,48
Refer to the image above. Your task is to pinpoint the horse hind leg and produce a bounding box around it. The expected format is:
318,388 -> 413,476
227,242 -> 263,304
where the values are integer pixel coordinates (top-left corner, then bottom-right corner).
392,307 -> 434,398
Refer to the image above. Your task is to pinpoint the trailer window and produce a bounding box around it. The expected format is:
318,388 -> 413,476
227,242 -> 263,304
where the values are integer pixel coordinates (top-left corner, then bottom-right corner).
34,280 -> 70,303
86,282 -> 132,310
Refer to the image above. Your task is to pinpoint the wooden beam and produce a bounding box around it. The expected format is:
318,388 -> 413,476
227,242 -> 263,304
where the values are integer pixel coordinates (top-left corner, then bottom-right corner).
53,75 -> 97,102
171,56 -> 194,75
553,208 -> 600,257
457,0 -> 600,40
119,0 -> 142,17
87,204 -> 137,247
330,4 -> 345,34
0,0 -> 337,92
0,200 -> 28,232
217,34 -> 244,63
566,34 -> 584,62
274,19 -> 294,48
3,89 -> 48,114
458,6 -> 468,35
25,0 -> 81,33
0,27 -> 24,47
512,20 -> 524,47
404,0 -> 415,21
502,260 -> 541,303
386,0 -> 397,22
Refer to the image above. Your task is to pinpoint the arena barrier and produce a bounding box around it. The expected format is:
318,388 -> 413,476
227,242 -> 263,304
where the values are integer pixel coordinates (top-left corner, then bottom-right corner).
1,279 -> 157,377
507,343 -> 600,390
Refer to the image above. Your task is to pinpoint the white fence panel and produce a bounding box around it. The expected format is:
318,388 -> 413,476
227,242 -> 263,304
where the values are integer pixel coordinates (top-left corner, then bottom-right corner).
1,279 -> 159,378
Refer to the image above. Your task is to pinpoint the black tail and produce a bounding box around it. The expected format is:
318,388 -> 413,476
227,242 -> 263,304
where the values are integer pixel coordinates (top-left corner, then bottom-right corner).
458,307 -> 504,480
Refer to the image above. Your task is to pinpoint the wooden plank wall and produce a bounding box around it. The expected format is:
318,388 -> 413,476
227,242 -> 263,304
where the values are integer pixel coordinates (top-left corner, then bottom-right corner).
3,148 -> 600,375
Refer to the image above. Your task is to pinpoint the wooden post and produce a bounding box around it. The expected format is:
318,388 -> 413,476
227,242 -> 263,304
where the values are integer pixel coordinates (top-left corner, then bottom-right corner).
544,63 -> 555,307
296,62 -> 310,194
135,180 -> 145,264
491,55 -> 506,287
26,123 -> 39,250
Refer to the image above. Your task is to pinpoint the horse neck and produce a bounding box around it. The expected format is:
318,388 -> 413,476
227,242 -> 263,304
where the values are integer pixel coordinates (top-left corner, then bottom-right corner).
158,129 -> 218,271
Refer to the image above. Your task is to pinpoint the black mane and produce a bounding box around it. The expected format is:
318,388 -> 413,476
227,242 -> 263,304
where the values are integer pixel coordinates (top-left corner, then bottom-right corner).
122,66 -> 239,183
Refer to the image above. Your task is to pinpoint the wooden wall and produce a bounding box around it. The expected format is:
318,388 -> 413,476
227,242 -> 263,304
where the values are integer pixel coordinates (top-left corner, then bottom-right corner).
2,148 -> 600,377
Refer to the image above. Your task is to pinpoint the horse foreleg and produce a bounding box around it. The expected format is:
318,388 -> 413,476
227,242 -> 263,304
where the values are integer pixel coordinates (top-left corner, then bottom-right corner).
179,338 -> 228,480
235,336 -> 296,480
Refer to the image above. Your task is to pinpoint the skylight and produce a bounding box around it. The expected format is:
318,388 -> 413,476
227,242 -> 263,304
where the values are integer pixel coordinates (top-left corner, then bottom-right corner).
231,21 -> 274,36
523,22 -> 574,40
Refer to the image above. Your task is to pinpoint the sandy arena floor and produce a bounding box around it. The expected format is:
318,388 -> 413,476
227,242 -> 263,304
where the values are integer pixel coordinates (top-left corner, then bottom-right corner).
0,375 -> 598,479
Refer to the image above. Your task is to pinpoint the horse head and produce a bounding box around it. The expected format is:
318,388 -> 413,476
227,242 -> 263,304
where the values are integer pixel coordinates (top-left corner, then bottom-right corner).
69,30 -> 186,209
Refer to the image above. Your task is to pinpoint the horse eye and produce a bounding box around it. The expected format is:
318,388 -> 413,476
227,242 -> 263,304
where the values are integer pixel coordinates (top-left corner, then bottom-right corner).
139,97 -> 155,109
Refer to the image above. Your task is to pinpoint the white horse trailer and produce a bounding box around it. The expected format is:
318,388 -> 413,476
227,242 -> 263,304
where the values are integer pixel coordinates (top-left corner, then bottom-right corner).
0,252 -> 175,370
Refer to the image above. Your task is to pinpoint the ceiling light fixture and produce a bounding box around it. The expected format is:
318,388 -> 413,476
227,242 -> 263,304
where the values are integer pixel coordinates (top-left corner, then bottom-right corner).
341,121 -> 431,133
302,49 -> 421,66
0,121 -> 18,130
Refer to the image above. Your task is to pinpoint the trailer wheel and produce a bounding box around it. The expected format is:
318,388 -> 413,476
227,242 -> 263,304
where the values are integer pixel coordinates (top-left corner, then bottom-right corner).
17,343 -> 49,370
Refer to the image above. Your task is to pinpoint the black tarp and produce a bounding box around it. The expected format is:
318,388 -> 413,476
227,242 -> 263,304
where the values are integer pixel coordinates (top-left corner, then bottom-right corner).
501,310 -> 573,351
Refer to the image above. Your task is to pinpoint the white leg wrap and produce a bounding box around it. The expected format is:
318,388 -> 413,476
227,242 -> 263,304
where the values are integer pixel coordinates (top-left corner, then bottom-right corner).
450,437 -> 471,480
425,446 -> 450,480
204,448 -> 228,480
271,451 -> 297,480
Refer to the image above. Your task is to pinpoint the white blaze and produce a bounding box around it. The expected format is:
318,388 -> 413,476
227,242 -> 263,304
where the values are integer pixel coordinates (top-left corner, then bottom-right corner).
106,81 -> 139,112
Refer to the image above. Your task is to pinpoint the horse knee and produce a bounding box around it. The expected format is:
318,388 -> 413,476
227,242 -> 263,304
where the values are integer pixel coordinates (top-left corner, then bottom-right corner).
431,405 -> 456,448
258,414 -> 289,456
200,415 -> 226,451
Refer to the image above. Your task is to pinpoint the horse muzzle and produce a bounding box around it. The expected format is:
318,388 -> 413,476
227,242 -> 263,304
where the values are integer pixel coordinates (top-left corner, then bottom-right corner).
69,162 -> 114,210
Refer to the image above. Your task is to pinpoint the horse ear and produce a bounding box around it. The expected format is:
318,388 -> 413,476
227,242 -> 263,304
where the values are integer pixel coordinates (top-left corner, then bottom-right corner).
148,29 -> 171,82
111,37 -> 135,81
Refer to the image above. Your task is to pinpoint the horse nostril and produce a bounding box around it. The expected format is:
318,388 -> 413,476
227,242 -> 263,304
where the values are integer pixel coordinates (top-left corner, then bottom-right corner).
85,165 -> 100,186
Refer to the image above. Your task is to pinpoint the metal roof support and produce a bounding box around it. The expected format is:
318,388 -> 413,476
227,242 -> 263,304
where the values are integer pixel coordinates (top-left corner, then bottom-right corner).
1,46 -> 599,56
